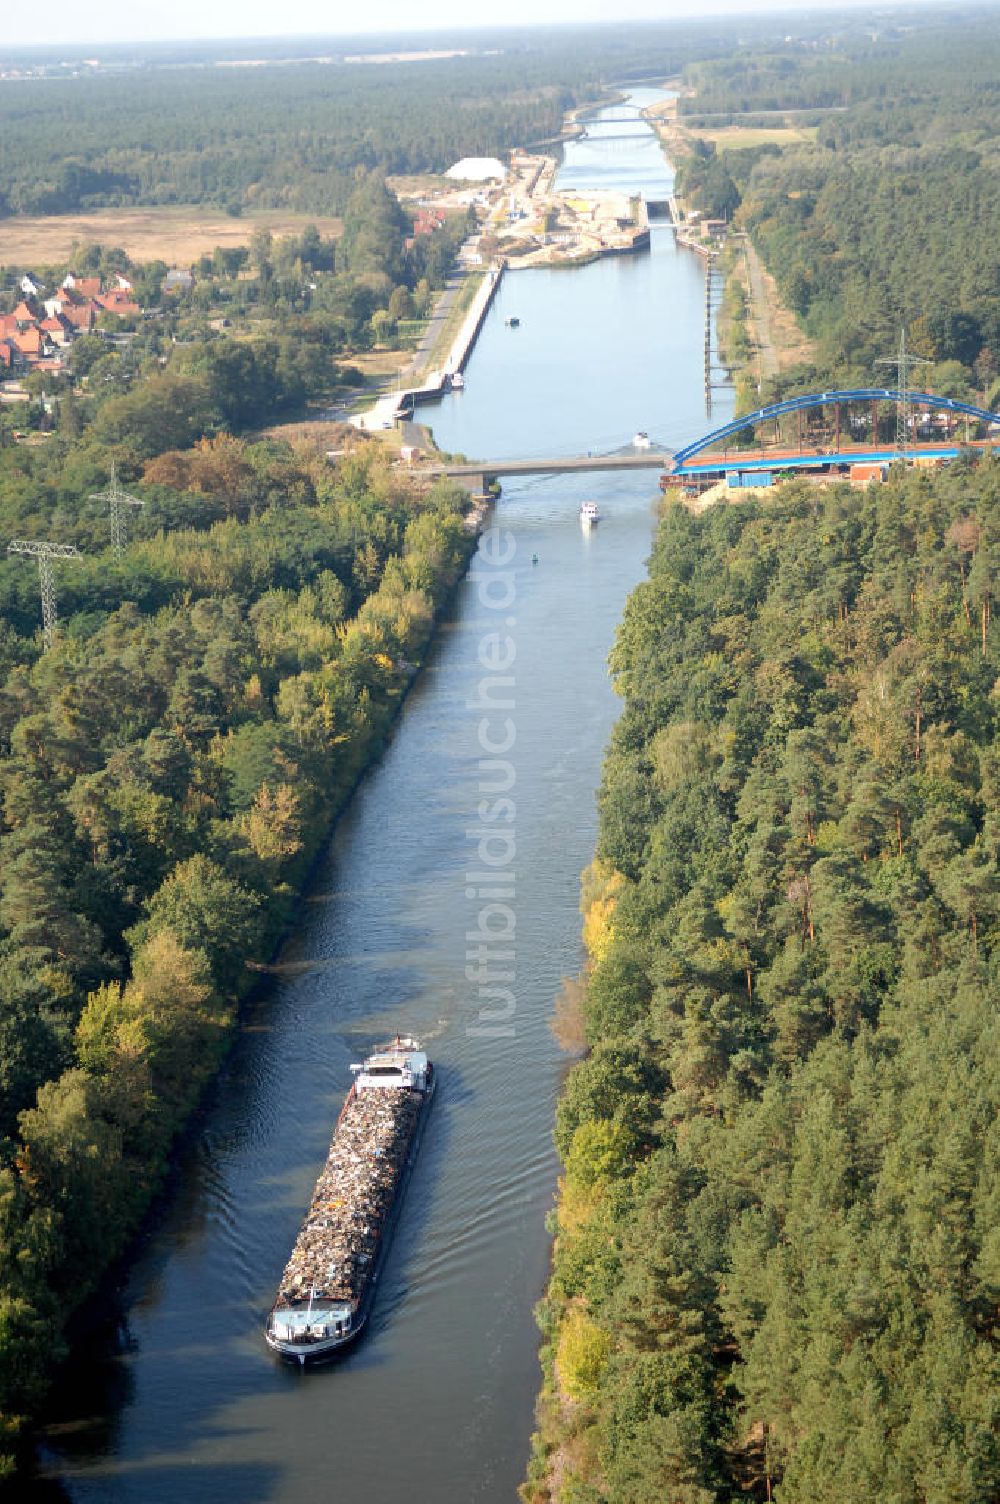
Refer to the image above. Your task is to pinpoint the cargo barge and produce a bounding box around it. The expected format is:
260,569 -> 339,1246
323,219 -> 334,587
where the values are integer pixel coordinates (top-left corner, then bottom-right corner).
265,1037 -> 435,1366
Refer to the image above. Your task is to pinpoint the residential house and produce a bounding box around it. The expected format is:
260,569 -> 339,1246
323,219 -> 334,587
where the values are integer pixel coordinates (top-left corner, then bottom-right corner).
406,209 -> 447,250
162,268 -> 194,294
39,313 -> 74,347
95,290 -> 140,317
61,301 -> 97,333
11,327 -> 53,359
61,273 -> 102,298
413,209 -> 445,235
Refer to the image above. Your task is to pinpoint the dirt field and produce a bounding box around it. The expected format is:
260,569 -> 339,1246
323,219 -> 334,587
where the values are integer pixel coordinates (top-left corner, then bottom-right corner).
256,418 -> 359,450
386,174 -> 450,199
0,207 -> 343,269
738,234 -> 817,376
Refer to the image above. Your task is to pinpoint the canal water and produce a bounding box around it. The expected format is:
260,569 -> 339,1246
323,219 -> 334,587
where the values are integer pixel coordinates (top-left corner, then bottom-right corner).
37,91 -> 732,1504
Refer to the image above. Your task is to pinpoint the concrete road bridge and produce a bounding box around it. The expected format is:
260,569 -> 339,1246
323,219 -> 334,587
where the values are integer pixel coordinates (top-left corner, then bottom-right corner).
414,450 -> 674,493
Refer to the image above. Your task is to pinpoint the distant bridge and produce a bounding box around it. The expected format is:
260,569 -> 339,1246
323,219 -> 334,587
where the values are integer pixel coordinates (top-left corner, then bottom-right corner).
581,129 -> 652,140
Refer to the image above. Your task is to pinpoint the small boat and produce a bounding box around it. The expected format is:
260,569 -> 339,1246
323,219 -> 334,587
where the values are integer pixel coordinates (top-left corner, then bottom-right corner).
632,431 -> 651,449
579,501 -> 600,527
505,316 -> 520,328
449,372 -> 465,390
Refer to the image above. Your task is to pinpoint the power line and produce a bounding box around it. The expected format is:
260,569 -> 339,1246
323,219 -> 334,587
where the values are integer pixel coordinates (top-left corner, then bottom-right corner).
7,540 -> 81,650
91,460 -> 144,555
875,329 -> 932,459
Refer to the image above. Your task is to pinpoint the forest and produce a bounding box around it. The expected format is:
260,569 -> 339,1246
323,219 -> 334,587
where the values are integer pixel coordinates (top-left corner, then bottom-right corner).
526,459 -> 1000,1503
0,432 -> 476,1480
0,13 -> 902,224
674,12 -> 1000,395
0,53 -> 575,217
0,22 -> 737,221
528,26 -> 1000,1495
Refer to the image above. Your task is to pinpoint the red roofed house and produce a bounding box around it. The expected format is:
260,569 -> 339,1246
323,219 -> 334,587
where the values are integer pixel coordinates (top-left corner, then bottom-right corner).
95,290 -> 140,317
12,327 -> 53,358
61,301 -> 97,333
62,274 -> 102,298
7,268 -> 143,357
40,313 -> 74,347
412,209 -> 446,237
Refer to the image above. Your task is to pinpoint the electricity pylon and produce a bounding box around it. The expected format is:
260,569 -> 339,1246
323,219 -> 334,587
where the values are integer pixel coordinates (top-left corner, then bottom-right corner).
7,540 -> 81,649
91,461 -> 144,555
876,328 -> 932,459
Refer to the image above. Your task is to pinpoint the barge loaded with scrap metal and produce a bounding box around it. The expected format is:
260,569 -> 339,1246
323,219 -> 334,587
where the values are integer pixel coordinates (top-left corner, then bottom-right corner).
265,1037 -> 435,1366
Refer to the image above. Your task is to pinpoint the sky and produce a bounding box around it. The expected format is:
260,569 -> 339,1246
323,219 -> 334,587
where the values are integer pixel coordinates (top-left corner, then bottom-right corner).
0,0 -> 932,51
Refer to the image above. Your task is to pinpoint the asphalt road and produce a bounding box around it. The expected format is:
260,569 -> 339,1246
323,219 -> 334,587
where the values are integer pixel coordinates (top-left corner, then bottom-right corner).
401,269 -> 467,382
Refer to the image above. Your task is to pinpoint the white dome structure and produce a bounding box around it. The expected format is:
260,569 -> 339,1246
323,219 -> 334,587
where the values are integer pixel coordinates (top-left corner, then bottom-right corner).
445,157 -> 506,182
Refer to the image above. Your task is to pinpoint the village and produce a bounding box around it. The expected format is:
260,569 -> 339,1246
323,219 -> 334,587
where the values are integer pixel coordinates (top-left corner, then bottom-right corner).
0,269 -> 148,378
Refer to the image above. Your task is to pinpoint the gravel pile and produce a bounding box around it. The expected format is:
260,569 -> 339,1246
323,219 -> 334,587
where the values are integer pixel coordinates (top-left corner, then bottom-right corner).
277,1087 -> 421,1307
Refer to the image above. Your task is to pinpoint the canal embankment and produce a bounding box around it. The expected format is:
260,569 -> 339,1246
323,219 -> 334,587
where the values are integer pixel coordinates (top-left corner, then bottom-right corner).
351,258 -> 504,433
644,89 -> 817,397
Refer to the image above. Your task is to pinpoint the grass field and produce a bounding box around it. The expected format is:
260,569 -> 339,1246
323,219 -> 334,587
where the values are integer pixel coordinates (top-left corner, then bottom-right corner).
691,125 -> 817,149
339,349 -> 413,378
0,207 -> 343,269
